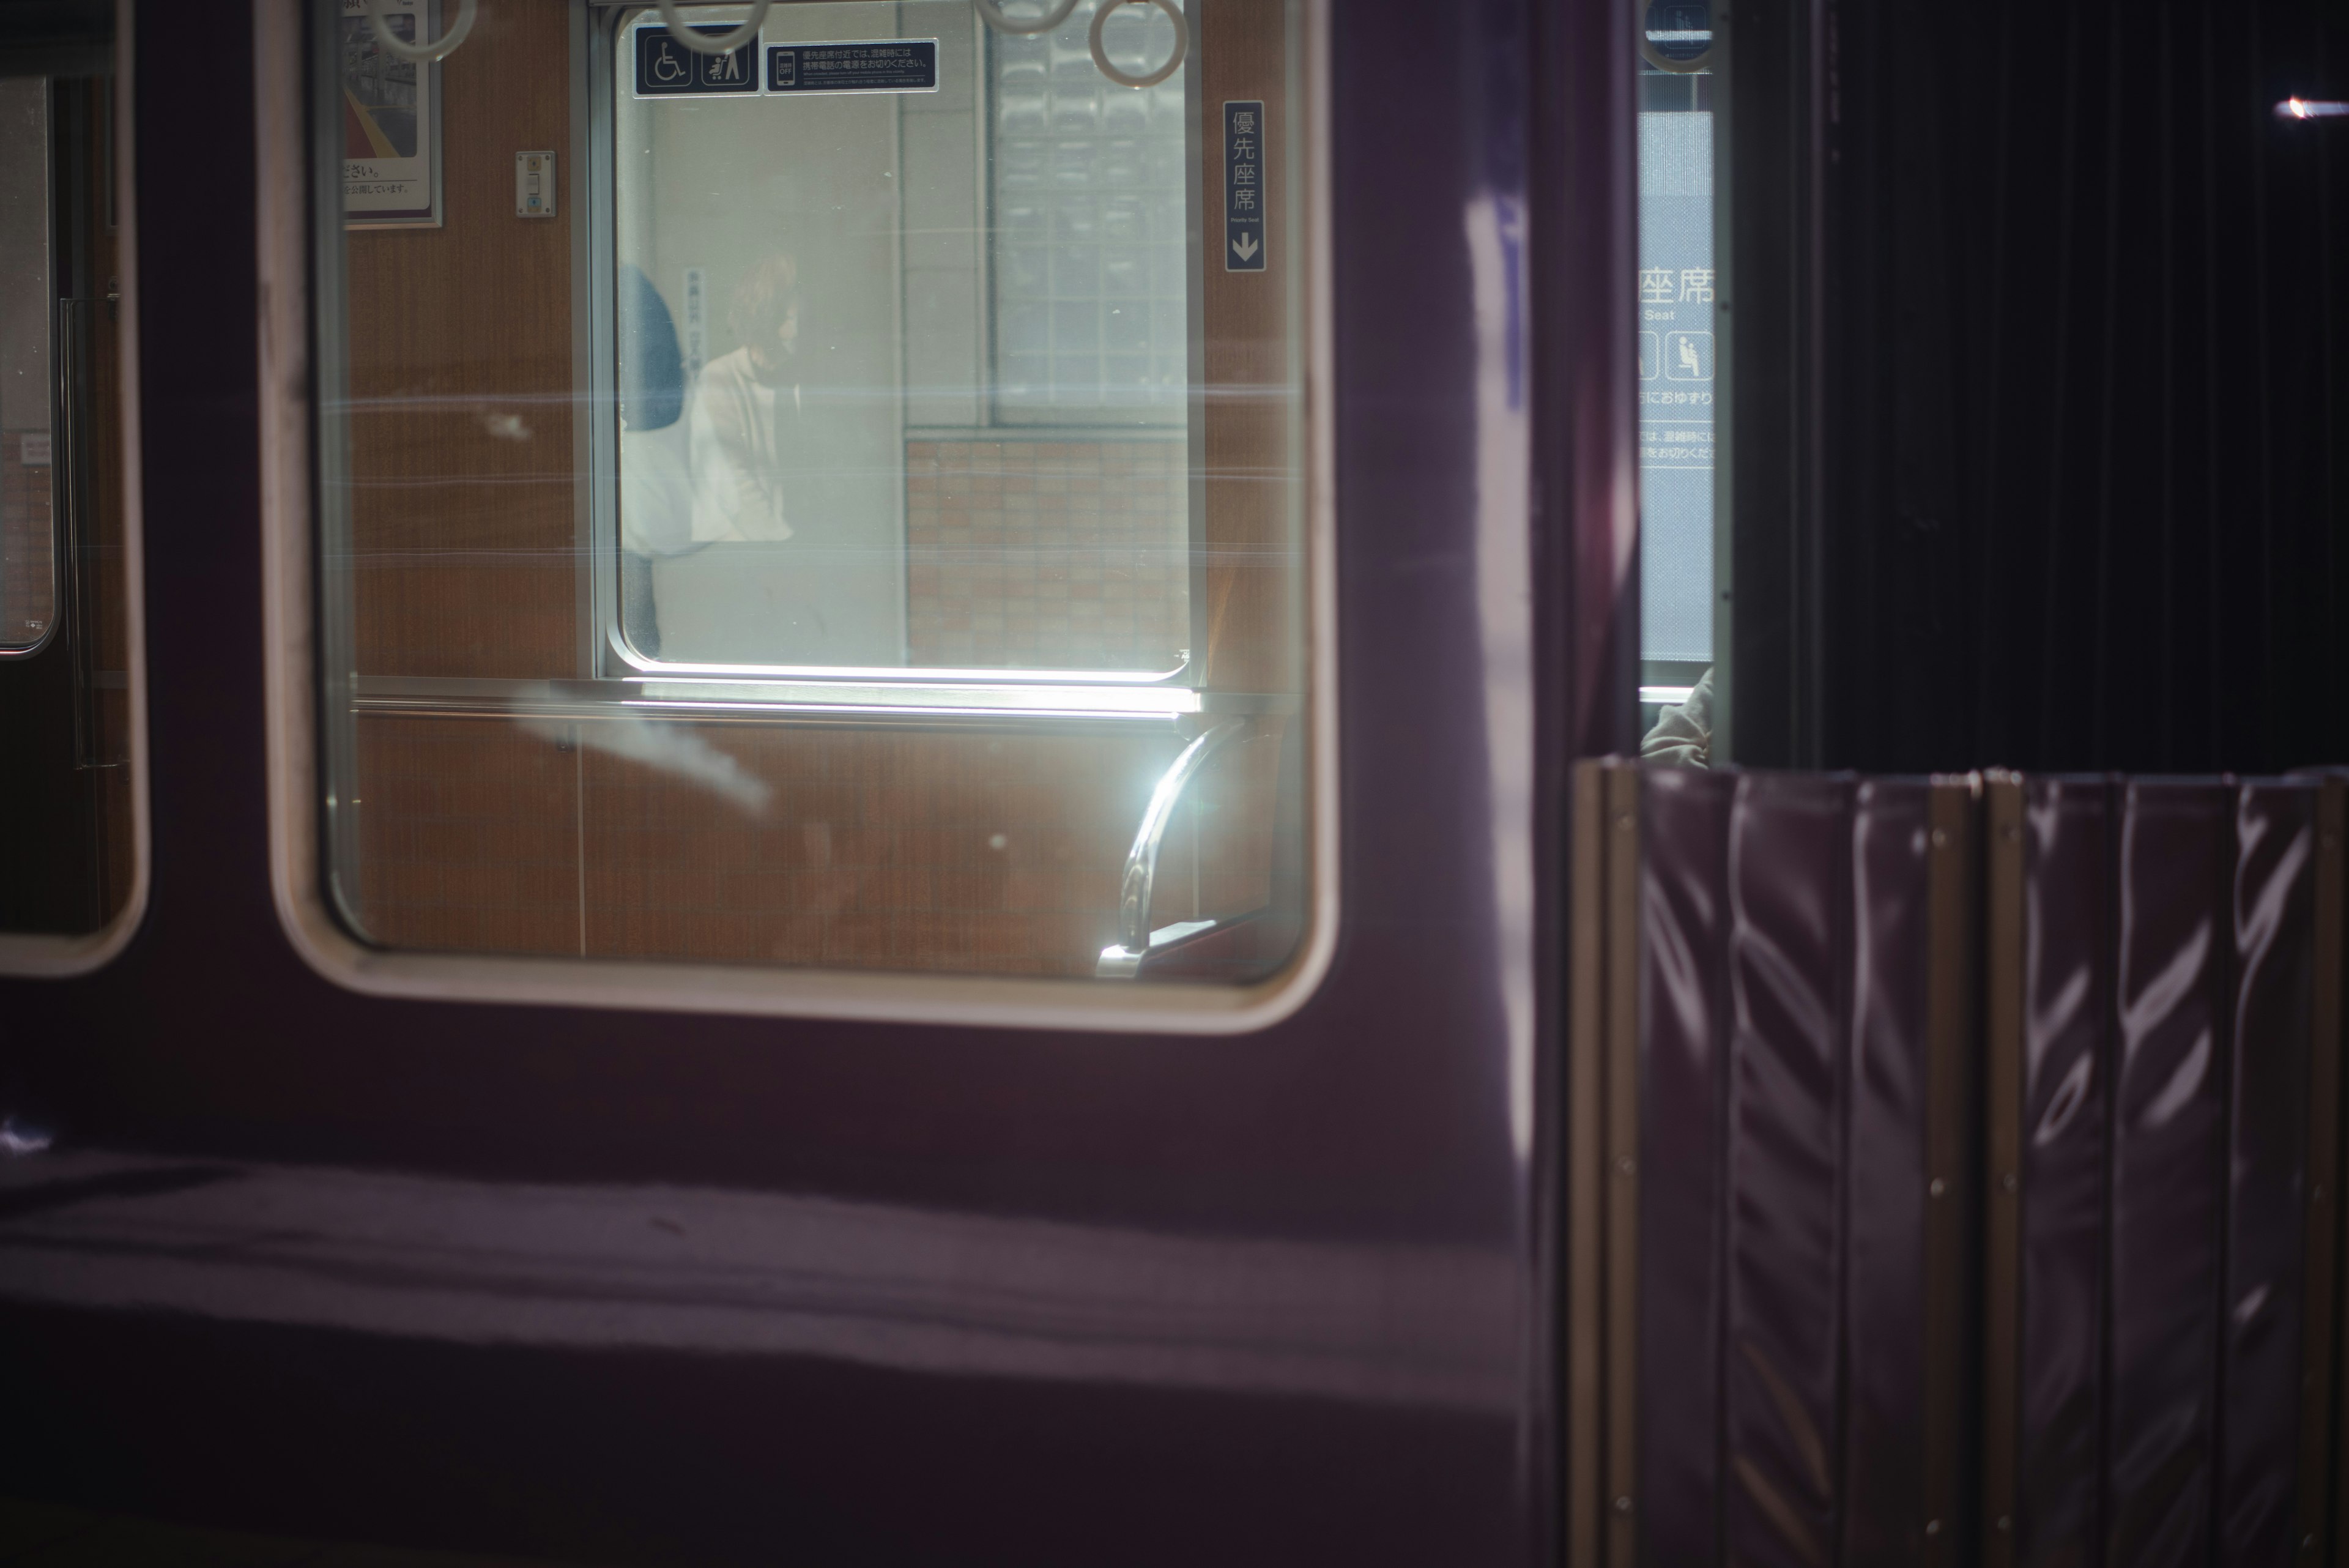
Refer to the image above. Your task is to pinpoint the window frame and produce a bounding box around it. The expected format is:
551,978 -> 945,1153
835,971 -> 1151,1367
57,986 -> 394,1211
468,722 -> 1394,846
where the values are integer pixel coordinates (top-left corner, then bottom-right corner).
258,0 -> 1339,1032
0,0 -> 154,978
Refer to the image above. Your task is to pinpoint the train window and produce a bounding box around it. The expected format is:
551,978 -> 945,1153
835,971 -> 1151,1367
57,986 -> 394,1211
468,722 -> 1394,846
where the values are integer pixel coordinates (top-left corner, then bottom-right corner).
278,0 -> 1326,1022
608,2 -> 1196,671
1,80 -> 57,653
1633,0 -> 1715,765
0,4 -> 148,968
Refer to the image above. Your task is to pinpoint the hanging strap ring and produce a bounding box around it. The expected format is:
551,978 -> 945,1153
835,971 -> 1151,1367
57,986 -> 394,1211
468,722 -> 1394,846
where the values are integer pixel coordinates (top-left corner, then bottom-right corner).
367,0 -> 478,65
1089,0 -> 1186,89
655,0 -> 773,56
972,0 -> 1082,36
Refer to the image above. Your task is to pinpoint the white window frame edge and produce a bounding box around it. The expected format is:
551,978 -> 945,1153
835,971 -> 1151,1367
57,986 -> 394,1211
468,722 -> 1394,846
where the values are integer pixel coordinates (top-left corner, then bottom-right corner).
253,0 -> 1338,1035
0,0 -> 154,979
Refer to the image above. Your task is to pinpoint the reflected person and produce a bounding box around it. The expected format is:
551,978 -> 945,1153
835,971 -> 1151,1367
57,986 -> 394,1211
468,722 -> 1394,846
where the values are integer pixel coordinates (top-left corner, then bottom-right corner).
617,263 -> 694,657
689,251 -> 806,545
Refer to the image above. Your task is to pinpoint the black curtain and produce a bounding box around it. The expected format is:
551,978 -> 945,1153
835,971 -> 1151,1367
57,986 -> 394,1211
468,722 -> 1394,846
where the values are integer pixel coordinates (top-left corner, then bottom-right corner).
1731,0 -> 2349,775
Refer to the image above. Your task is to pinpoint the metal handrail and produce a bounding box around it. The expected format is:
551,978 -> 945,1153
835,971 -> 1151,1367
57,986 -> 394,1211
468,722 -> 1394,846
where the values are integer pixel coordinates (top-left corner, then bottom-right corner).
971,0 -> 1082,35
1088,0 -> 1187,89
368,0 -> 479,64
974,0 -> 1189,90
655,0 -> 774,55
1107,719 -> 1247,965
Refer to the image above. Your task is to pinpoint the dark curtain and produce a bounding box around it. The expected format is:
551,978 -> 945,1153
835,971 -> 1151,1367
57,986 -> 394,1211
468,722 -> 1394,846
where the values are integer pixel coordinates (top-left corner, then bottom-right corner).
1735,0 -> 2349,774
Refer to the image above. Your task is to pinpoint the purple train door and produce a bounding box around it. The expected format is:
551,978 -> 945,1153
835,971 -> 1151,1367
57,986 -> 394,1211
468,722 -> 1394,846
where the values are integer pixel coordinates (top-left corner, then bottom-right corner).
0,0 -> 1633,1563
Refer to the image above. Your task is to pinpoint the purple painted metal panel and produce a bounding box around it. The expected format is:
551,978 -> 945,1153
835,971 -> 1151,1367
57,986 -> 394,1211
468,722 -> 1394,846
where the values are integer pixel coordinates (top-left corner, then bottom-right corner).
1636,766 -> 1733,1564
1841,779 -> 1932,1564
2017,778 -> 2111,1566
2218,782 -> 2317,1567
2106,782 -> 2229,1566
1531,0 -> 1638,760
1721,773 -> 1850,1568
0,1 -> 1578,1562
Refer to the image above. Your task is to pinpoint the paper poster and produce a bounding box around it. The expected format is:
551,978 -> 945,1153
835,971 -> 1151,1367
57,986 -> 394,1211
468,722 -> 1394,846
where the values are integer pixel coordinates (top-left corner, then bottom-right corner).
341,0 -> 442,227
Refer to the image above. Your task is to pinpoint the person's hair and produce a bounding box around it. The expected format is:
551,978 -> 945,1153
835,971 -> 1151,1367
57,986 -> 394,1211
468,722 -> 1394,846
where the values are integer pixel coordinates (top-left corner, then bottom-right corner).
730,252 -> 800,344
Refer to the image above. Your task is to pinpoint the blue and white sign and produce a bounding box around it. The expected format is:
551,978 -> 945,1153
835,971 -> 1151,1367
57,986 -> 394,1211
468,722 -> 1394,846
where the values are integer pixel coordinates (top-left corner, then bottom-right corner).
634,24 -> 758,97
1637,110 -> 1715,663
1224,100 -> 1266,272
768,39 -> 938,95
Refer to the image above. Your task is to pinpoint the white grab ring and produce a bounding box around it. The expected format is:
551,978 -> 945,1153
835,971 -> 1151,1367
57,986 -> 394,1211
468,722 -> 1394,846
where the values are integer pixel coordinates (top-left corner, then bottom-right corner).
367,0 -> 478,65
972,0 -> 1083,36
1089,0 -> 1186,89
655,0 -> 773,56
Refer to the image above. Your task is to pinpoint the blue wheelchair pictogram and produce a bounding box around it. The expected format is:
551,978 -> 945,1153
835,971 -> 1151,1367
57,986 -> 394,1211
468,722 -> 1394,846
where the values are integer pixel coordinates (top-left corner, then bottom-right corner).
636,26 -> 759,96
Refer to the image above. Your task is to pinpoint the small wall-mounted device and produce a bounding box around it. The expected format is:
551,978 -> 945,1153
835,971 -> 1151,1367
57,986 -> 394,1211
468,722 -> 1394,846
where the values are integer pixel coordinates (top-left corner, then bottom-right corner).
516,152 -> 557,218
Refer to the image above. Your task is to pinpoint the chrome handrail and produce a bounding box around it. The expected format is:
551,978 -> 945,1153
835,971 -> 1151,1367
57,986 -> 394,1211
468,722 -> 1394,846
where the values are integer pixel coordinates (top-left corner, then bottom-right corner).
1088,0 -> 1187,89
974,0 -> 1189,90
656,0 -> 773,54
368,0 -> 478,64
971,0 -> 1082,35
1100,719 -> 1247,974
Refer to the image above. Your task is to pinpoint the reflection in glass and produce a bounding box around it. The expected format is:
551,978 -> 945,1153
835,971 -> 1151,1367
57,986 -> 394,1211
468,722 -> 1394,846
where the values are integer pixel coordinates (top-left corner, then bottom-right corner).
0,78 -> 53,652
612,0 -> 1193,673
1,56 -> 138,942
310,0 -> 1310,989
1636,59 -> 1716,765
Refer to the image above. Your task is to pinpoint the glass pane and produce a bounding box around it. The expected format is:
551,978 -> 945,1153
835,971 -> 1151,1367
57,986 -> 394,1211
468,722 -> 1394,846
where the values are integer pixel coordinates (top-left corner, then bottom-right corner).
0,55 -> 141,943
311,0 -> 1312,989
1635,3 -> 1715,765
611,0 -> 1192,673
0,76 -> 53,651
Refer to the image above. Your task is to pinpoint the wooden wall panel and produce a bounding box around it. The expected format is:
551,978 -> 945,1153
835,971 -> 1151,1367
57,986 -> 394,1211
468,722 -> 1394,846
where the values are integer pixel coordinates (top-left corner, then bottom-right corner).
352,715 -> 582,955
580,724 -> 1184,975
350,712 -> 1293,975
345,0 -> 577,680
1195,0 -> 1297,694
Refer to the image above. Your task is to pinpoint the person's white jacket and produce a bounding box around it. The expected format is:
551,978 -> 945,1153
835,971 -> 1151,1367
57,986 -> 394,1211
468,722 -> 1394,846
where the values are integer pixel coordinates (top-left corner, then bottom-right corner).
1640,667 -> 1714,768
686,346 -> 799,544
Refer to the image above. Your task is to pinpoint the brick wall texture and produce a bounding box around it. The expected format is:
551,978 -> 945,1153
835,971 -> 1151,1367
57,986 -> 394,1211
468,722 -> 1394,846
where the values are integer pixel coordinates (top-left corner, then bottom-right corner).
904,439 -> 1189,672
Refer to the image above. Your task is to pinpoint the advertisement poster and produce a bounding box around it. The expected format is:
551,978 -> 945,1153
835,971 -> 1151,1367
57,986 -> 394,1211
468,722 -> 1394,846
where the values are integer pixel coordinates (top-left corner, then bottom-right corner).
341,0 -> 442,227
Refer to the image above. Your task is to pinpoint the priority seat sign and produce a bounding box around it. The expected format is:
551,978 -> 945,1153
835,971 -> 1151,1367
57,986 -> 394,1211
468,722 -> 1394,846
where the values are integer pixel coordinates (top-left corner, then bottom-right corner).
634,25 -> 758,97
1225,101 -> 1266,272
632,25 -> 938,98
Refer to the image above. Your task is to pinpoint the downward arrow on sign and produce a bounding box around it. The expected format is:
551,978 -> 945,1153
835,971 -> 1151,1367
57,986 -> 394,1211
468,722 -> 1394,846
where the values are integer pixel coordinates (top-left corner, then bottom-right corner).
1231,233 -> 1260,262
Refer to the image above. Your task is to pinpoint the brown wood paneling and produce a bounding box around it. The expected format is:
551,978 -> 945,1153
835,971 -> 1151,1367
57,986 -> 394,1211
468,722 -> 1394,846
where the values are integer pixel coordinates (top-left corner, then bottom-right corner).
345,0 -> 577,680
579,723 -> 1184,975
352,715 -> 582,954
1195,0 -> 1297,695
